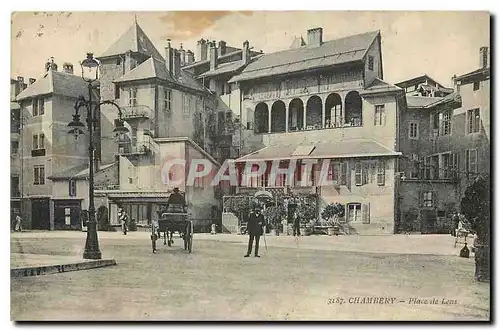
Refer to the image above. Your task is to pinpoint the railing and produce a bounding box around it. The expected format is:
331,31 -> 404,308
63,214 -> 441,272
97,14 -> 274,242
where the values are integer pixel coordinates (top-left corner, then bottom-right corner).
118,140 -> 152,156
11,190 -> 20,197
120,105 -> 153,120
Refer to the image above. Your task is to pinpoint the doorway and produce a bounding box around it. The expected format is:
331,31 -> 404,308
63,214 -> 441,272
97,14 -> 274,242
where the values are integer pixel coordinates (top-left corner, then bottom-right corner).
31,198 -> 50,230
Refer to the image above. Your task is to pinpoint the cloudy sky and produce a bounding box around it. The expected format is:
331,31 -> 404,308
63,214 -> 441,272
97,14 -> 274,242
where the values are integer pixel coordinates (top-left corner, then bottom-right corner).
11,11 -> 490,86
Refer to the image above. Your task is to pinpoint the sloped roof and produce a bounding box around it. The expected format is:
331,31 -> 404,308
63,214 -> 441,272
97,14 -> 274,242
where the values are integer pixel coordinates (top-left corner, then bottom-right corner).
48,162 -> 117,180
113,57 -> 205,92
395,74 -> 447,89
406,96 -> 444,109
236,139 -> 400,162
228,30 -> 379,83
98,22 -> 163,61
16,70 -> 89,101
454,67 -> 490,81
360,78 -> 402,95
197,61 -> 246,78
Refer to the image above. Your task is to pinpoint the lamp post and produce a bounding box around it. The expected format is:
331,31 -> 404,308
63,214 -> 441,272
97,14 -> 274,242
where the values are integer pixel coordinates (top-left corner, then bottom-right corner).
68,53 -> 129,260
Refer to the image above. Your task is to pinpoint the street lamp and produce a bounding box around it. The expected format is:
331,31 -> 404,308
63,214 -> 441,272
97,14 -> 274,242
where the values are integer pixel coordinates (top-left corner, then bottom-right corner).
68,52 -> 129,260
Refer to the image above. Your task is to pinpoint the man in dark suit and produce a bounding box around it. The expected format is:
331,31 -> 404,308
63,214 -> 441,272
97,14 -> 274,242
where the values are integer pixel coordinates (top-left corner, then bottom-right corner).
245,208 -> 265,258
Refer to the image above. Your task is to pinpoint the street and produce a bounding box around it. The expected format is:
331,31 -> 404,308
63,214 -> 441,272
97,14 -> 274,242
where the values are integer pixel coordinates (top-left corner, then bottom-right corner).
11,232 -> 490,321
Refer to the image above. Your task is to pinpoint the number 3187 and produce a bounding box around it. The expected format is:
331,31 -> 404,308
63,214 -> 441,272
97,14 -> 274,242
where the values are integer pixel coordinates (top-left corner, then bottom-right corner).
327,297 -> 345,305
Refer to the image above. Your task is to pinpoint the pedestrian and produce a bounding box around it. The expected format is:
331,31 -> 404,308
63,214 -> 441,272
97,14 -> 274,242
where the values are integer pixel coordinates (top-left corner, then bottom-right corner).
118,205 -> 128,235
293,211 -> 301,237
14,214 -> 23,232
244,207 -> 264,258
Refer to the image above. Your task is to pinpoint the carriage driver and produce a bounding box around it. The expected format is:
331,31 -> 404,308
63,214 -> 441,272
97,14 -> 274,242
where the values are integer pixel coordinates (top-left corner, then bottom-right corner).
166,187 -> 187,213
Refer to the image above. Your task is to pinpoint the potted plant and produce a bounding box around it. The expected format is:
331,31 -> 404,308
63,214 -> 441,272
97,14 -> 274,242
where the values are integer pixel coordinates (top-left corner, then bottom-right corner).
321,203 -> 346,236
296,201 -> 317,236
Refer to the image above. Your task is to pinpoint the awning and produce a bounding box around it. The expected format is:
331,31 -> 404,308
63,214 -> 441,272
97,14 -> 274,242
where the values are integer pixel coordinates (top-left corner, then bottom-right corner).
235,139 -> 401,163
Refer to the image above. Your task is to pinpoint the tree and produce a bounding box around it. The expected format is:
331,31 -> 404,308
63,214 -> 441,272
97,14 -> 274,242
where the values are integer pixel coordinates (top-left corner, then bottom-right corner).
460,176 -> 490,282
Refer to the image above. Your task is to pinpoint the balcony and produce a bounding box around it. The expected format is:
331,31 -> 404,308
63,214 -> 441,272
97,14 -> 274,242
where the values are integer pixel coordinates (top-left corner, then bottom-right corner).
117,141 -> 152,157
11,190 -> 20,198
120,105 -> 153,120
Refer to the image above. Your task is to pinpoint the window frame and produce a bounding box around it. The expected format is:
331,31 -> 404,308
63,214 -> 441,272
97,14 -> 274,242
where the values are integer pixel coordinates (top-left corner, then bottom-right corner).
374,104 -> 385,126
163,87 -> 172,112
467,108 -> 480,134
409,121 -> 419,139
376,160 -> 386,186
69,179 -> 77,197
473,80 -> 480,91
183,94 -> 190,115
34,165 -> 45,185
422,191 -> 434,207
32,133 -> 45,150
128,87 -> 138,107
11,140 -> 19,154
466,149 -> 478,176
32,98 -> 39,116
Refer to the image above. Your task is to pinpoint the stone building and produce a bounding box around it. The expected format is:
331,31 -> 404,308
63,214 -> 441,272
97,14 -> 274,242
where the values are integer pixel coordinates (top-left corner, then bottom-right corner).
87,21 -> 223,230
396,46 -> 490,233
14,59 -> 93,230
216,28 -> 406,235
10,76 -> 28,225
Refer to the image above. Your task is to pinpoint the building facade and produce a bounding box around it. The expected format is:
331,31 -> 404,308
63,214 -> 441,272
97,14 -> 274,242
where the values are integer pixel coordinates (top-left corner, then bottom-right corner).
216,28 -> 405,235
15,60 -> 94,230
396,46 -> 490,233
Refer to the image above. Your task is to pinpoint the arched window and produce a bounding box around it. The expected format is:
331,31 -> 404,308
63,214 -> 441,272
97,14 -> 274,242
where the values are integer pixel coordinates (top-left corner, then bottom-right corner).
325,93 -> 342,128
345,91 -> 363,127
270,100 -> 286,133
306,95 -> 322,129
254,103 -> 269,133
288,98 -> 304,131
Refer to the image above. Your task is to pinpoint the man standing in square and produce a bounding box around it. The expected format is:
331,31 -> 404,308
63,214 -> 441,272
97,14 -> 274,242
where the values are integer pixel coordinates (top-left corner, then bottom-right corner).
245,207 -> 264,258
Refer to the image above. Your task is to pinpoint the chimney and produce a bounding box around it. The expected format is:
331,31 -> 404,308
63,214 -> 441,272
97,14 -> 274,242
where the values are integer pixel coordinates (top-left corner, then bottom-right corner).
179,43 -> 186,66
218,40 -> 227,56
165,39 -> 174,74
173,49 -> 181,78
242,40 -> 250,65
29,78 -> 36,85
210,41 -> 218,71
186,50 -> 195,64
62,62 -> 74,74
479,46 -> 489,68
307,27 -> 323,47
197,38 -> 207,61
124,50 -> 136,73
45,57 -> 58,72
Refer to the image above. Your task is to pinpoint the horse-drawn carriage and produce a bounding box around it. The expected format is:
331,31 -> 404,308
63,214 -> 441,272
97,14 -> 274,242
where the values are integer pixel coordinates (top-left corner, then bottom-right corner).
151,189 -> 193,254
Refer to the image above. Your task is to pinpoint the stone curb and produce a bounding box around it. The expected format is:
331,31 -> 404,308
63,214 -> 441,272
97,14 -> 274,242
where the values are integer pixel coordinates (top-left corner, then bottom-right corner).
11,259 -> 117,278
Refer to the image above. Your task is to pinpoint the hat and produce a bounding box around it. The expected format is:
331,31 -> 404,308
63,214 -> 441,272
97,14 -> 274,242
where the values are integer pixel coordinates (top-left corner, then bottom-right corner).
173,187 -> 179,192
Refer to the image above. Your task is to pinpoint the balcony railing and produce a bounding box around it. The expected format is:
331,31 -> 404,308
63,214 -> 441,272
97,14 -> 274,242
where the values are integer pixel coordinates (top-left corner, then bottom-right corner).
118,141 -> 152,156
11,190 -> 20,197
120,105 -> 153,120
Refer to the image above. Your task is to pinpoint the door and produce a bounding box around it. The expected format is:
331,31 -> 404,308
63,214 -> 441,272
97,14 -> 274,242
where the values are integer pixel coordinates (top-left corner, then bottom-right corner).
31,198 -> 50,230
53,200 -> 82,230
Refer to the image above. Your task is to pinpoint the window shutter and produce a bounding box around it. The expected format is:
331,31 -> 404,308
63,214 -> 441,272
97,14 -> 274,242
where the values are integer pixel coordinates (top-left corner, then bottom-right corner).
355,162 -> 362,186
362,163 -> 369,185
362,203 -> 370,224
383,108 -> 387,126
340,162 -> 347,185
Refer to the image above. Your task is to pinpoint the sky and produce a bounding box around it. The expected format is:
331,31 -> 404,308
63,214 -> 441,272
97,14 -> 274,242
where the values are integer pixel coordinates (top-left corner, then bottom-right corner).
11,11 -> 490,87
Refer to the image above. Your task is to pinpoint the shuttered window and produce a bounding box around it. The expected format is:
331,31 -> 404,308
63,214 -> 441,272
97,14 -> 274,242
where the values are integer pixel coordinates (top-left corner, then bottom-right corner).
377,160 -> 385,186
